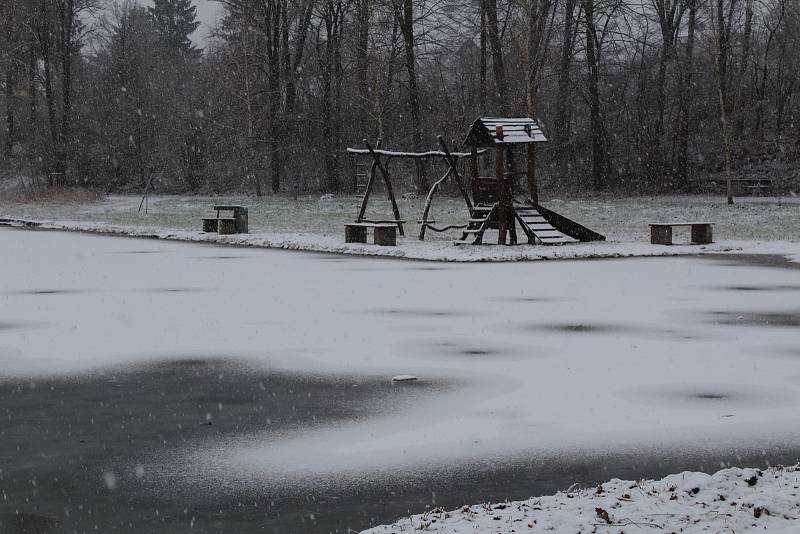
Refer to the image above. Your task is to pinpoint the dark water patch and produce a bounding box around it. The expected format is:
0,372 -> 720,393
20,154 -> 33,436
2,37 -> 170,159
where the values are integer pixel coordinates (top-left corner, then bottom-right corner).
126,442 -> 800,534
402,338 -> 543,360
489,296 -> 564,303
0,358 -> 447,534
460,348 -> 494,356
0,321 -> 48,332
0,513 -> 60,534
3,289 -> 91,296
692,393 -> 730,400
112,250 -> 164,255
361,307 -> 469,318
701,254 -> 800,271
708,284 -> 800,292
138,287 -> 213,294
194,255 -> 252,260
531,323 -> 634,334
616,384 -> 797,411
344,265 -> 458,272
706,311 -> 800,328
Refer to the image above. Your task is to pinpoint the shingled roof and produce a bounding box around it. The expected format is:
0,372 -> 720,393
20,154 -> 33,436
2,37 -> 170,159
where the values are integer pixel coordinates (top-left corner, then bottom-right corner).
464,117 -> 548,147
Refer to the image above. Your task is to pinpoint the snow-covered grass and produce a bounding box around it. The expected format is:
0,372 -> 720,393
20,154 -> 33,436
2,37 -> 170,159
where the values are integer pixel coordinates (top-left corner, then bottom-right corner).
0,192 -> 797,243
362,465 -> 800,533
1,193 -> 798,262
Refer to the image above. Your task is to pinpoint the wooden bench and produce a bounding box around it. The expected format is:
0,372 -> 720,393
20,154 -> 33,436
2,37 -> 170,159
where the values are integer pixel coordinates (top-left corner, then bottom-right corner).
202,205 -> 249,234
345,223 -> 397,246
649,222 -> 714,245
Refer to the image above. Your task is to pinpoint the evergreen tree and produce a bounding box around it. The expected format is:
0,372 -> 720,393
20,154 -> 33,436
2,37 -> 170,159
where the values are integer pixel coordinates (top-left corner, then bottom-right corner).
147,0 -> 201,58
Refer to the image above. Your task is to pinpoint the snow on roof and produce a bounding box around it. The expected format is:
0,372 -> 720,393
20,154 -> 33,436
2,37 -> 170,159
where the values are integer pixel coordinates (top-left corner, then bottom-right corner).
464,117 -> 548,147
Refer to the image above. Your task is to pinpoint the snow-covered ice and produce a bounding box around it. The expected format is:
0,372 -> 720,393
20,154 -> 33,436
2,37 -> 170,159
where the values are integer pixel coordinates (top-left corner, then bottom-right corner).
362,465 -> 800,533
2,227 -> 800,493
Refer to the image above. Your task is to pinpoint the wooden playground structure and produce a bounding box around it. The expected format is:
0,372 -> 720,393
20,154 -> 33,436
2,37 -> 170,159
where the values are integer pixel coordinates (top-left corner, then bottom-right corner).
345,117 -> 605,246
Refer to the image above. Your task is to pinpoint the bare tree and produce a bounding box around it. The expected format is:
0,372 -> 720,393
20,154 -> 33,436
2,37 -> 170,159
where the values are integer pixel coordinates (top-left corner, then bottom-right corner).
394,0 -> 428,191
711,0 -> 740,204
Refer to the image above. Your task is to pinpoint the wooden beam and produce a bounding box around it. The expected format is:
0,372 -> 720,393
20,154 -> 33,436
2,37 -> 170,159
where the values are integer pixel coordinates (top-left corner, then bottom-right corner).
437,136 -> 473,211
356,138 -> 382,223
527,143 -> 538,205
364,139 -> 404,236
346,147 -> 487,159
496,144 -> 508,245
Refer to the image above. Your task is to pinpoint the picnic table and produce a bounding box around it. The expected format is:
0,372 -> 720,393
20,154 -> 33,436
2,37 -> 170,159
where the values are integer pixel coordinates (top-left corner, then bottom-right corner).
201,205 -> 249,234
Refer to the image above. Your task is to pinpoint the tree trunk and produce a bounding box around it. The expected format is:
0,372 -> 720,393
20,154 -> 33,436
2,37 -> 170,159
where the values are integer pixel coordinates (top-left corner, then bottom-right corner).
377,18 -> 399,140
554,0 -> 577,158
674,0 -> 696,186
5,66 -> 14,158
266,0 -> 282,194
29,40 -> 37,131
653,1 -> 675,154
714,0 -> 737,204
321,4 -> 338,192
286,0 -> 314,115
526,0 -> 553,117
356,0 -> 370,102
39,6 -> 59,182
241,15 -> 261,196
755,0 -> 785,133
484,0 -> 508,109
733,0 -> 753,129
58,0 -> 75,184
583,0 -> 609,190
396,0 -> 427,192
479,0 -> 487,111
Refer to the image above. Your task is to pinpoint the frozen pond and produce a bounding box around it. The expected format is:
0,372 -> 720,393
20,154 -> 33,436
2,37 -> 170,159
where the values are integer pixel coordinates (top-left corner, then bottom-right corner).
1,228 -> 800,533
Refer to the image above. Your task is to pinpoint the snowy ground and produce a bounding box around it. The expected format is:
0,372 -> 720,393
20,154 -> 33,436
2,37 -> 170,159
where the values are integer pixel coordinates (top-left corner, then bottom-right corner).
1,193 -> 799,262
364,465 -> 800,533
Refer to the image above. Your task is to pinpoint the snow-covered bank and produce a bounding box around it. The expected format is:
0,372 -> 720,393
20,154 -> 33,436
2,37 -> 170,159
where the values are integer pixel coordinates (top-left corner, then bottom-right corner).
362,465 -> 800,533
2,216 -> 799,262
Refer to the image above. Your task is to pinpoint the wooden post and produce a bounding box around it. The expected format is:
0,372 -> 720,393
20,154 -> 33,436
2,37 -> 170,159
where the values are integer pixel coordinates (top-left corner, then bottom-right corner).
374,225 -> 397,246
218,218 -> 237,235
691,223 -> 713,244
470,144 -> 479,201
345,224 -> 368,243
437,136 -> 473,211
495,134 -> 508,245
419,167 -> 453,240
356,138 -> 382,223
527,143 -> 538,205
364,139 -> 404,236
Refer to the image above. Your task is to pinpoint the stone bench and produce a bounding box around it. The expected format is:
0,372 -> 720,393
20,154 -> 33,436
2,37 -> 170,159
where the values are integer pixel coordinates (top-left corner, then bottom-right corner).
345,223 -> 397,246
649,222 -> 714,245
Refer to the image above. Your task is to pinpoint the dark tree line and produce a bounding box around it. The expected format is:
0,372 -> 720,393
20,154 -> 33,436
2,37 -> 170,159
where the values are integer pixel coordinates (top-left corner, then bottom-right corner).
2,0 -> 800,195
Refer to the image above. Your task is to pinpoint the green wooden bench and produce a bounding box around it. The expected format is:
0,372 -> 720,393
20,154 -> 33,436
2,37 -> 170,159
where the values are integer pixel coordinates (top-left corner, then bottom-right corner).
202,205 -> 249,234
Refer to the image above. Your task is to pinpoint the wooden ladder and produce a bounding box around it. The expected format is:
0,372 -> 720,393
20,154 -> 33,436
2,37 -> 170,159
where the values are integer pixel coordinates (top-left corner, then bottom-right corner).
514,205 -> 577,245
353,162 -> 370,193
454,204 -> 497,245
